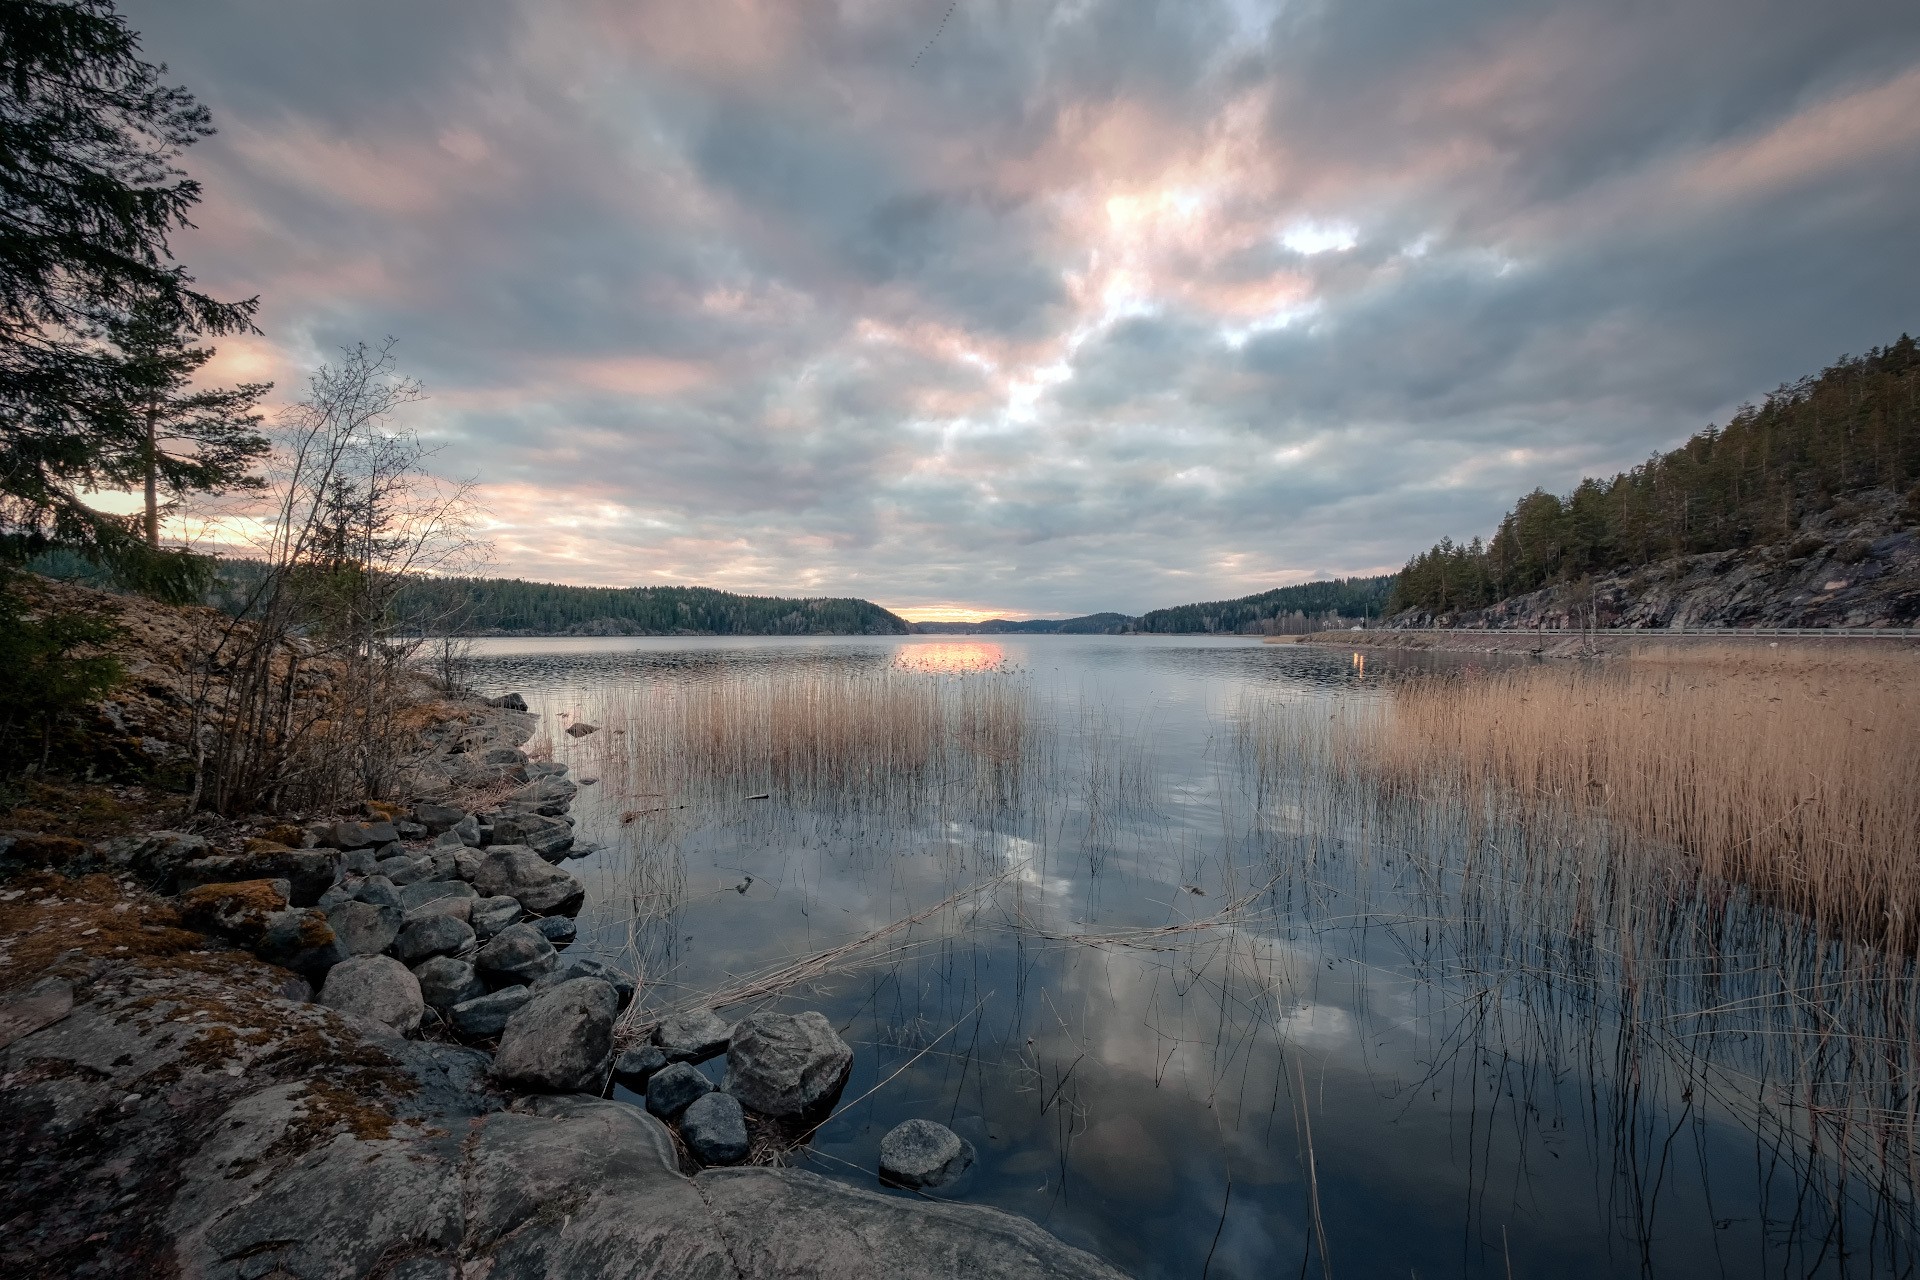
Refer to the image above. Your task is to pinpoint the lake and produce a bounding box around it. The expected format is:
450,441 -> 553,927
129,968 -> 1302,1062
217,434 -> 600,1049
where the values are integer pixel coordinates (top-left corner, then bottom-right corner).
464,633 -> 1917,1279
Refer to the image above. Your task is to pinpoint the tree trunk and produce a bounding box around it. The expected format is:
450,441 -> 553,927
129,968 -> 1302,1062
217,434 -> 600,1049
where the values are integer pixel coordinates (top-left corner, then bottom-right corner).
143,400 -> 160,547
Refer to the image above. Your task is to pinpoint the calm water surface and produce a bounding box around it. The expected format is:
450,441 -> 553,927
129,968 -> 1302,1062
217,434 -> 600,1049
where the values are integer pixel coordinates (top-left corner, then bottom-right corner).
465,634 -> 1914,1279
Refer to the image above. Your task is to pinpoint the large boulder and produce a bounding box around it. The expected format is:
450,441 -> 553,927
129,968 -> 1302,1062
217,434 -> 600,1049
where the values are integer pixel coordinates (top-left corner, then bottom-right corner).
318,955 -> 424,1035
378,855 -> 433,887
99,829 -> 210,884
414,956 -> 487,1011
679,1091 -> 749,1166
449,986 -> 533,1038
177,879 -> 290,946
324,897 -> 404,957
391,914 -> 475,966
534,957 -> 634,1008
487,811 -> 574,860
470,846 -> 584,916
724,1011 -> 852,1117
491,977 -> 618,1092
612,1044 -> 667,1089
654,1008 -> 731,1063
879,1119 -> 974,1189
473,922 -> 558,986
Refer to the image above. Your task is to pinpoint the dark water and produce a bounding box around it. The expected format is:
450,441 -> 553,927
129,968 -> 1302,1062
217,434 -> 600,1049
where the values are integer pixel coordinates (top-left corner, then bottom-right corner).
465,634 -> 1917,1279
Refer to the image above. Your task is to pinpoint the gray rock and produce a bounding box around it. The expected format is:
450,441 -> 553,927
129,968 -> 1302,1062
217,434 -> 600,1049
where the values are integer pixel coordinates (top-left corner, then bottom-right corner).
645,1061 -> 713,1119
564,721 -> 599,738
679,1090 -> 749,1165
612,1044 -> 667,1088
724,1010 -> 852,1117
470,845 -> 584,916
379,855 -> 433,886
353,876 -> 401,909
879,1119 -> 974,1189
483,744 -> 529,765
473,921 -> 558,986
469,895 -> 523,940
415,802 -> 467,834
374,839 -> 406,859
557,957 -> 634,1008
655,1007 -> 731,1063
532,915 -> 576,948
254,908 -> 348,982
492,977 -> 618,1093
391,914 -> 475,966
102,829 -> 210,883
448,986 -> 533,1038
485,693 -> 528,712
176,849 -> 340,905
396,820 -> 429,840
404,893 -> 471,926
398,879 -> 478,912
503,774 -> 578,816
526,759 -> 570,778
332,819 -> 400,850
449,814 -> 482,848
487,810 -> 575,860
414,956 -> 486,1011
341,847 -> 379,876
318,955 -> 423,1034
452,846 -> 486,880
323,897 -> 403,957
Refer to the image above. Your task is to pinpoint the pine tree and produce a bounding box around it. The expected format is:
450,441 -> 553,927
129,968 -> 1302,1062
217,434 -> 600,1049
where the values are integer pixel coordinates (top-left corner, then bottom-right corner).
0,0 -> 257,560
98,296 -> 270,546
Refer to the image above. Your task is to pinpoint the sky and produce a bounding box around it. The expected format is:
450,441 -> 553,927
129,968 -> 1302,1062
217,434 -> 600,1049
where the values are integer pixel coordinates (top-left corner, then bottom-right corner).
118,0 -> 1920,621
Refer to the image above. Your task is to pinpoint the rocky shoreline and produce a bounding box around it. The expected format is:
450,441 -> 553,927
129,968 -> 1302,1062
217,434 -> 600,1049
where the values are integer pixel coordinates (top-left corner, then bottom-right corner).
0,690 -> 1123,1279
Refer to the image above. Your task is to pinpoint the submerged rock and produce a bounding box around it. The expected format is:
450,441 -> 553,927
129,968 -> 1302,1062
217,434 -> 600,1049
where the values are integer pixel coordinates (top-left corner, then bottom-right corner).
449,986 -> 533,1038
879,1119 -> 974,1189
319,955 -> 423,1034
492,977 -> 618,1092
680,1091 -> 749,1165
654,1008 -> 731,1063
724,1011 -> 853,1117
645,1061 -> 713,1119
474,922 -> 558,986
470,846 -> 584,916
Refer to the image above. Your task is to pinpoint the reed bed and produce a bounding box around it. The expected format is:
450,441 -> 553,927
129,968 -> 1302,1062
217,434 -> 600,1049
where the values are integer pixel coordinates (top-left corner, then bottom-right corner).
1255,645 -> 1920,950
583,666 -> 1036,808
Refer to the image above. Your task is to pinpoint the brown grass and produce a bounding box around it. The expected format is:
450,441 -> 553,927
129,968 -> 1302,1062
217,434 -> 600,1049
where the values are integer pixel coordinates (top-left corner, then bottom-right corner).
1283,645 -> 1920,949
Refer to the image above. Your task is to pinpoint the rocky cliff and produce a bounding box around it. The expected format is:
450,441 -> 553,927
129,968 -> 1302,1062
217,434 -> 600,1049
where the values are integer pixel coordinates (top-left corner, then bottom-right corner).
1393,488 -> 1919,630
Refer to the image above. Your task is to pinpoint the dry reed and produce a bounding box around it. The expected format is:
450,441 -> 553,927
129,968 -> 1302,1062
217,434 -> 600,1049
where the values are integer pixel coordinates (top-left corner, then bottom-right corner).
1270,645 -> 1920,950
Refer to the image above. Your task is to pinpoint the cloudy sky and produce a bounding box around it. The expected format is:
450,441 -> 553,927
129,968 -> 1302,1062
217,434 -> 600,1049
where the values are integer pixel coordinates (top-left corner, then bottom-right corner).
120,0 -> 1920,620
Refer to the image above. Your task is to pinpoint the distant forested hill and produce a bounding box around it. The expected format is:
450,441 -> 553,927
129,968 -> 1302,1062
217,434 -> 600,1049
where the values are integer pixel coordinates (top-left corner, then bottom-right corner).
392,577 -> 909,635
1136,576 -> 1395,634
1390,336 -> 1920,614
911,613 -> 1135,634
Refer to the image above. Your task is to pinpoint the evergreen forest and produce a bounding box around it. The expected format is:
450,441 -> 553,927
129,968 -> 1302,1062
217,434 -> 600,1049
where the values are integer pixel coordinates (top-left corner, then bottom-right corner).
387,575 -> 909,636
1388,337 -> 1920,614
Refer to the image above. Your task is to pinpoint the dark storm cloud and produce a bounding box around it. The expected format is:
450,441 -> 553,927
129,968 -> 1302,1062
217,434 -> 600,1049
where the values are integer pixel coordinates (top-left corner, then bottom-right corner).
116,0 -> 1920,617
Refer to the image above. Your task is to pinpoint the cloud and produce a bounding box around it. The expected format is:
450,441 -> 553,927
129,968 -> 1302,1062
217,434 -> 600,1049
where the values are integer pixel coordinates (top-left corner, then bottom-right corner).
120,0 -> 1920,616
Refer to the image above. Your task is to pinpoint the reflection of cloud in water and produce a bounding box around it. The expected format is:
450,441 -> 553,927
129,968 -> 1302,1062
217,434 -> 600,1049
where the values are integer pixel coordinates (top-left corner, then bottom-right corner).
1073,1113 -> 1176,1203
1275,1001 -> 1357,1050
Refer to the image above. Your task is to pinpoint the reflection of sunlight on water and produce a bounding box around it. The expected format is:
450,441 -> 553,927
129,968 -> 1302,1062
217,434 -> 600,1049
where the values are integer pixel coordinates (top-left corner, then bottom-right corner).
893,640 -> 1007,673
